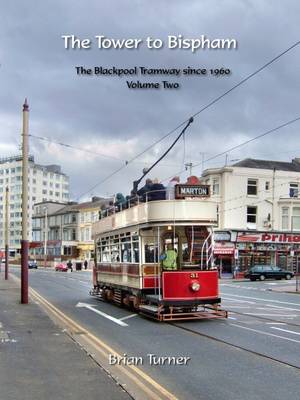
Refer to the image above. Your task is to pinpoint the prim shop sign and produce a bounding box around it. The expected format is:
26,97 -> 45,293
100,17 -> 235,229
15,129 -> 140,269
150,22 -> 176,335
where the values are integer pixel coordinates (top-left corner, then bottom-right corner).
237,232 -> 300,244
175,184 -> 210,198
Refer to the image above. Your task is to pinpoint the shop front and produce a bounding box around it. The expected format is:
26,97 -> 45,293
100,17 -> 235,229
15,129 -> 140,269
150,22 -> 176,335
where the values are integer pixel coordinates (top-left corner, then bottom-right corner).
214,230 -> 300,273
213,231 -> 235,273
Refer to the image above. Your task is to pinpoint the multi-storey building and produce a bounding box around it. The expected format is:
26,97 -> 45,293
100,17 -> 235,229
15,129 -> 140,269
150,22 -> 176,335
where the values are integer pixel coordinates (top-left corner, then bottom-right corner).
202,158 -> 300,272
0,155 -> 69,255
31,197 -> 110,265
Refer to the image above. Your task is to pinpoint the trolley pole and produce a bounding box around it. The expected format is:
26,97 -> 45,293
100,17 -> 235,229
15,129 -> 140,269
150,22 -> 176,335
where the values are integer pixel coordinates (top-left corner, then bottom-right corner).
5,186 -> 9,280
21,99 -> 29,304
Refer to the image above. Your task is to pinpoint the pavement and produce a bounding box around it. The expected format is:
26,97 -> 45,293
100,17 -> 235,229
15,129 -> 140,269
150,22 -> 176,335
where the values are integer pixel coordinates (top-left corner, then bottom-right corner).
0,273 -> 132,400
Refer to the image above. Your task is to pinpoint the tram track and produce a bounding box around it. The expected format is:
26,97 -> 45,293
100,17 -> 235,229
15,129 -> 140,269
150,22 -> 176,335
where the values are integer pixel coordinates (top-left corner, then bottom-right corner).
170,321 -> 300,370
224,308 -> 300,328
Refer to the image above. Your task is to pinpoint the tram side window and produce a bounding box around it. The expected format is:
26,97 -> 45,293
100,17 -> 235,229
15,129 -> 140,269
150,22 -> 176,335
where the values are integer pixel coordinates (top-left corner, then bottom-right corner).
132,240 -> 139,263
101,245 -> 111,262
121,238 -> 132,263
111,241 -> 120,262
96,240 -> 101,261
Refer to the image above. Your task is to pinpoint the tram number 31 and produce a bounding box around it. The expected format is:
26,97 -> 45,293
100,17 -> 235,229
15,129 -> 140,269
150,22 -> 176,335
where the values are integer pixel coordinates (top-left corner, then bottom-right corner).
190,273 -> 199,278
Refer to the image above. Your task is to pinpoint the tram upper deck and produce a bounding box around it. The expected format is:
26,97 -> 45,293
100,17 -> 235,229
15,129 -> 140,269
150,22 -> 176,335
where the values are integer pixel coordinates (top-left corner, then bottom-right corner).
92,198 -> 217,237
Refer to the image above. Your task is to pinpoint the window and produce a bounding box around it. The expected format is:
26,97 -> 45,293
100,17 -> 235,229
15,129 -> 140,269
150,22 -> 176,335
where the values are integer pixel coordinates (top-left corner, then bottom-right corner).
42,189 -> 47,195
85,227 -> 90,241
43,180 -> 47,186
247,206 -> 257,223
212,178 -> 219,195
292,207 -> 300,230
247,179 -> 258,195
265,181 -> 270,191
289,183 -> 298,198
63,246 -> 72,256
282,207 -> 289,230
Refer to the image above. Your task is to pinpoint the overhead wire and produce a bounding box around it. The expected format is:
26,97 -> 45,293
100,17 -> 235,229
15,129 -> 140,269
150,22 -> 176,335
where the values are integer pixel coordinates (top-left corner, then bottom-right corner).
28,40 -> 300,198
76,40 -> 300,198
28,133 -> 180,168
161,115 -> 300,183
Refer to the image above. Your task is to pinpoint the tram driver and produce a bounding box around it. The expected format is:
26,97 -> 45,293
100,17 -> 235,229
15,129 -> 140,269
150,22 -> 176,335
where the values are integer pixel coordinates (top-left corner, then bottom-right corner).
160,244 -> 178,270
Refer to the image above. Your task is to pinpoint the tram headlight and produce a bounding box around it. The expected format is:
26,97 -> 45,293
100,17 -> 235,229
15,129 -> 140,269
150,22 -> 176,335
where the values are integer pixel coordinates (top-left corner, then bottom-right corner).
190,281 -> 200,292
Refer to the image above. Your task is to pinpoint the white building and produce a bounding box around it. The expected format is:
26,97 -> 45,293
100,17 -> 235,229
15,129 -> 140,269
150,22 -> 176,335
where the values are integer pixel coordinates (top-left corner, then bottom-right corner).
0,155 -> 70,254
202,158 -> 300,272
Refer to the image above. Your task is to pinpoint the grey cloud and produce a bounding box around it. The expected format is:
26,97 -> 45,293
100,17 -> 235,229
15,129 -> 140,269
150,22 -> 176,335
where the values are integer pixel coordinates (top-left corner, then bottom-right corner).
1,0 -> 300,197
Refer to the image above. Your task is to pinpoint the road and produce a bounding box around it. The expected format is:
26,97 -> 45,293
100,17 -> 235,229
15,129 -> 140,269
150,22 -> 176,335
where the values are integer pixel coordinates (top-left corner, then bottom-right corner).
11,268 -> 300,400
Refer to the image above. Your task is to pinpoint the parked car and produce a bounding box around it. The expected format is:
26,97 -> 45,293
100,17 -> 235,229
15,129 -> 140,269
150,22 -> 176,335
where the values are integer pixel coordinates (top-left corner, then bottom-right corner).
28,260 -> 38,269
55,263 -> 68,272
244,265 -> 294,281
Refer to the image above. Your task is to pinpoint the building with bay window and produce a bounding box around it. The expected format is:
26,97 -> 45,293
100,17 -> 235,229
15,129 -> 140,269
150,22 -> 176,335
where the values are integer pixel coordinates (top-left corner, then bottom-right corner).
202,158 -> 300,272
31,197 -> 111,264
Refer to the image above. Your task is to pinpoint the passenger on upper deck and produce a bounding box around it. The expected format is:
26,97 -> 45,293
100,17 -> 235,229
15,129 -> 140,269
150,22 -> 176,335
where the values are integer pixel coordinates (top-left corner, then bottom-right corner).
148,178 -> 166,201
114,193 -> 127,211
166,176 -> 180,200
137,179 -> 153,202
185,175 -> 200,185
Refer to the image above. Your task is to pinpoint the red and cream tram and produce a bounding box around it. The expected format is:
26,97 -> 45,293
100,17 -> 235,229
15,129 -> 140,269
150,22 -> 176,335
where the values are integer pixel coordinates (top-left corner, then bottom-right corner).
91,185 -> 227,321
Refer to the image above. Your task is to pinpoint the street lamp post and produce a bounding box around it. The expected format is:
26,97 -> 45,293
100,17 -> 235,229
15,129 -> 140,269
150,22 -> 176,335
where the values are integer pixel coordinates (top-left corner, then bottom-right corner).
21,99 -> 29,304
5,186 -> 9,280
44,207 -> 48,268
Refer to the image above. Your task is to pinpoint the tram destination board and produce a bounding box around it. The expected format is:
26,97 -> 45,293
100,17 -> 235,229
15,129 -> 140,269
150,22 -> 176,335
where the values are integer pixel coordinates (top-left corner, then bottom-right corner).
175,184 -> 210,198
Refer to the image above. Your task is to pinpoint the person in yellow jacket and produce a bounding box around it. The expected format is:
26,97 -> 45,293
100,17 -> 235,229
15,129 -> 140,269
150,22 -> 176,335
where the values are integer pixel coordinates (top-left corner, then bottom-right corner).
160,244 -> 178,270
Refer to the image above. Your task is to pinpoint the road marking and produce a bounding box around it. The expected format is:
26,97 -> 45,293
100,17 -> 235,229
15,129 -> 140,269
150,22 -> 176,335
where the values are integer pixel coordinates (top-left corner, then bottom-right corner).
76,302 -> 128,327
224,306 -> 251,309
243,313 -> 297,317
229,323 -> 300,344
266,304 -> 300,312
29,288 -> 178,400
271,327 -> 300,336
222,293 -> 300,307
228,316 -> 237,320
119,314 -> 138,321
222,297 -> 256,304
266,322 -> 287,325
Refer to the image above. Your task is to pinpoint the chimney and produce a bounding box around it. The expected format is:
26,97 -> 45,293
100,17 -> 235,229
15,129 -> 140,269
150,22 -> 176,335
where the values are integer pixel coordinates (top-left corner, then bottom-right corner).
92,196 -> 101,202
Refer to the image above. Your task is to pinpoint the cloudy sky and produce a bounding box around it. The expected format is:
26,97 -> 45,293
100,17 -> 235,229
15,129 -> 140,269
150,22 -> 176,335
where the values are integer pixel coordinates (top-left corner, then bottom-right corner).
1,0 -> 300,200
